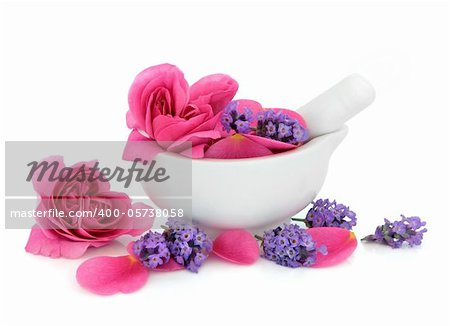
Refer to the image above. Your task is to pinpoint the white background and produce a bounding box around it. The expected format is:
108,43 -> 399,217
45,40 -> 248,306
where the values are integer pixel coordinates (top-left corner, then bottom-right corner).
1,1 -> 449,325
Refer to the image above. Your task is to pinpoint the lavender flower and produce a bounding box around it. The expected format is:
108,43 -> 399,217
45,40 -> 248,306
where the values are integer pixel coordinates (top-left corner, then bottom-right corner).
261,224 -> 327,268
132,231 -> 170,269
299,199 -> 357,230
164,217 -> 213,272
221,101 -> 253,134
361,215 -> 427,248
256,109 -> 308,144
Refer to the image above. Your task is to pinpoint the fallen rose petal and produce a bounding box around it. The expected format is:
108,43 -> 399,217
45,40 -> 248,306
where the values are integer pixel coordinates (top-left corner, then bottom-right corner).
212,229 -> 260,264
126,241 -> 184,271
76,255 -> 149,295
25,227 -> 108,259
205,134 -> 273,159
306,227 -> 357,268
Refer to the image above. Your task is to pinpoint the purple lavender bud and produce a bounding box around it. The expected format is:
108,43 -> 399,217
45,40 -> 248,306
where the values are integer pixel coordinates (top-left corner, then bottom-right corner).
221,113 -> 233,133
256,109 -> 309,145
292,125 -> 308,143
265,121 -> 277,136
235,120 -> 251,134
277,123 -> 292,138
164,217 -> 212,272
261,224 -> 327,268
361,215 -> 427,248
405,216 -> 426,230
133,230 -> 170,269
305,199 -> 357,230
221,101 -> 253,134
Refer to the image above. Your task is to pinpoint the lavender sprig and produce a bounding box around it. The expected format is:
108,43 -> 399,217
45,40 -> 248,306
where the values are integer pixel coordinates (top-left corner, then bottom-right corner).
361,215 -> 427,248
164,217 -> 213,272
132,231 -> 170,269
256,109 -> 308,144
258,224 -> 327,268
221,101 -> 253,134
293,198 -> 357,230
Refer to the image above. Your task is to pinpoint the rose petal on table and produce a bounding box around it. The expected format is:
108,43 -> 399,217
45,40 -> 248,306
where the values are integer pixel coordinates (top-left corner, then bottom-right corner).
205,134 -> 273,159
212,229 -> 260,264
126,241 -> 184,271
25,227 -> 108,259
306,227 -> 357,268
76,255 -> 149,295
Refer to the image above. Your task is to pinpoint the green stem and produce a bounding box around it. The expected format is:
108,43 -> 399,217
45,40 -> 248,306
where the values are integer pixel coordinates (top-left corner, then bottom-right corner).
291,218 -> 306,222
254,234 -> 264,241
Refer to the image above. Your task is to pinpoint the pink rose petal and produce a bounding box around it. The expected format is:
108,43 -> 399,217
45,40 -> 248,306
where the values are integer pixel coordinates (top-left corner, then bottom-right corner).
205,134 -> 273,159
128,63 -> 189,136
127,241 -> 184,271
25,227 -> 108,259
31,155 -> 65,198
233,99 -> 264,127
306,227 -> 358,268
166,129 -> 222,153
76,255 -> 149,295
179,144 -> 208,159
212,229 -> 260,265
123,130 -> 164,162
189,74 -> 239,114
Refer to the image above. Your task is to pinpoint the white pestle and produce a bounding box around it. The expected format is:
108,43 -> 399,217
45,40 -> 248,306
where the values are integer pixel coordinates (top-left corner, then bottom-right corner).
297,74 -> 376,139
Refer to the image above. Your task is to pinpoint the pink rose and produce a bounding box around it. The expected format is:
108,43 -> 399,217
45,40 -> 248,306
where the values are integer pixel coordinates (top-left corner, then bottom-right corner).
25,156 -> 152,259
126,63 -> 238,158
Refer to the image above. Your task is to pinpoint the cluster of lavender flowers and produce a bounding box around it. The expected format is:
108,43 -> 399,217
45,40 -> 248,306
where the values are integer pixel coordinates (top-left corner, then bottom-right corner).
256,109 -> 309,145
132,231 -> 170,269
299,198 -> 357,230
221,101 -> 253,134
164,217 -> 213,272
132,218 -> 212,272
361,215 -> 427,248
261,224 -> 327,268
